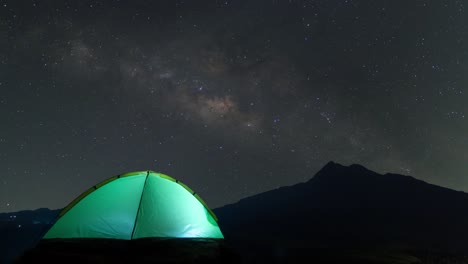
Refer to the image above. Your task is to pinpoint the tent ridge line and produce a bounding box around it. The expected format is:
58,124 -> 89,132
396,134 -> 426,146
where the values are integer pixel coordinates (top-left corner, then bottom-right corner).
57,175 -> 121,217
130,171 -> 149,239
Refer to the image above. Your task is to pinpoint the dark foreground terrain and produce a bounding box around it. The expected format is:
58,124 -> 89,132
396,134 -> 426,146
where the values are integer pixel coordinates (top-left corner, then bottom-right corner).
3,162 -> 468,263
18,238 -> 238,264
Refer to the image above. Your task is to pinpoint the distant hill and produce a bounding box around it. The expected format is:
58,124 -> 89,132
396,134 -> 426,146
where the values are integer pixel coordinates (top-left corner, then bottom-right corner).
2,162 -> 468,263
214,161 -> 468,261
0,208 -> 59,263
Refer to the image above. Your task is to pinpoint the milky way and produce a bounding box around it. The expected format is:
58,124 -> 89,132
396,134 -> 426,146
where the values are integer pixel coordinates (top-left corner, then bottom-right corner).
0,0 -> 467,212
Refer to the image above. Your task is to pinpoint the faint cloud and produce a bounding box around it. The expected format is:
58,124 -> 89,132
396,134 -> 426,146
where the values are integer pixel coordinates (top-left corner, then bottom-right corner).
54,39 -> 107,75
159,71 -> 174,79
172,87 -> 262,131
197,49 -> 228,75
200,96 -> 236,118
70,40 -> 94,64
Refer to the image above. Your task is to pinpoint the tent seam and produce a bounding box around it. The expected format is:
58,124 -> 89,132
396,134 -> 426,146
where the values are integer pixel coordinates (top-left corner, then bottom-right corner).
130,171 -> 149,239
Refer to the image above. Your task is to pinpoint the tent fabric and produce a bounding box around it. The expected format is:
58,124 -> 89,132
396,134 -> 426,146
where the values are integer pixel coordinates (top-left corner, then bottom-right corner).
43,171 -> 224,240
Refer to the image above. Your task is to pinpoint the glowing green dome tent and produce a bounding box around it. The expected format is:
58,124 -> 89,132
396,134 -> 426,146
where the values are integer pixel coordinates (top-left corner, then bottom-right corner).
44,171 -> 224,240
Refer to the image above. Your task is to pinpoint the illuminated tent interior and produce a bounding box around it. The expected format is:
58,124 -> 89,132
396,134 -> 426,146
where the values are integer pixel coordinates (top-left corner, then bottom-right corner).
43,171 -> 224,240
17,171 -> 231,263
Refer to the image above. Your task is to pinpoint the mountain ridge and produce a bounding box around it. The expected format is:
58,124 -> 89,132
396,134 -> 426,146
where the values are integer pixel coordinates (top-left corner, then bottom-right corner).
214,161 -> 468,257
2,161 -> 468,263
217,161 -> 466,212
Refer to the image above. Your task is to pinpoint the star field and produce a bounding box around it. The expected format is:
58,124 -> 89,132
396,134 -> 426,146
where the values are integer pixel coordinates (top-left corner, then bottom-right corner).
0,0 -> 467,212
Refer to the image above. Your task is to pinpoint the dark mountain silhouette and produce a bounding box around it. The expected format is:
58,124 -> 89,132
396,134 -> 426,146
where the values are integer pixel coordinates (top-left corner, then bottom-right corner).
0,208 -> 59,263
2,162 -> 468,263
214,161 -> 468,262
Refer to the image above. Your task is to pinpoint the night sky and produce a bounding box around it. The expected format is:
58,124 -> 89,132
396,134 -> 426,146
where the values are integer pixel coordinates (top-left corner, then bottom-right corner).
1,0 -> 467,212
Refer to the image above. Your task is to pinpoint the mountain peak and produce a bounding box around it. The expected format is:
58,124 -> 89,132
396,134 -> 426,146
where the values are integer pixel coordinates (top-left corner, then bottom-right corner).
319,161 -> 372,171
317,161 -> 345,173
322,160 -> 341,169
310,161 -> 377,183
215,161 -> 468,255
